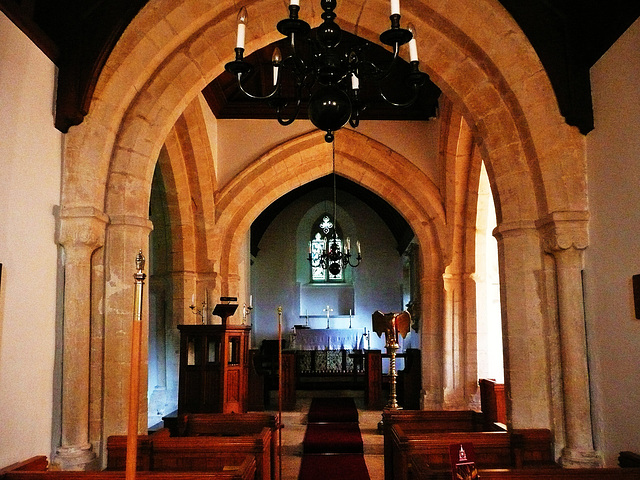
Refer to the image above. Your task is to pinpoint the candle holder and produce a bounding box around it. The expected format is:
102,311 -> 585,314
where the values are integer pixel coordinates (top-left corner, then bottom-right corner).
189,301 -> 207,324
242,303 -> 253,325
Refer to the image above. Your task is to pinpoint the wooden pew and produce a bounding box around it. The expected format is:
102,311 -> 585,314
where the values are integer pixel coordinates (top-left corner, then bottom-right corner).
176,413 -> 277,437
479,378 -> 507,428
410,455 -> 640,480
391,426 -> 512,480
107,429 -> 272,480
152,430 -> 271,480
176,413 -> 278,480
620,451 -> 640,468
381,409 -> 497,480
1,456 -> 256,480
388,425 -> 554,480
106,429 -> 169,470
108,413 -> 278,480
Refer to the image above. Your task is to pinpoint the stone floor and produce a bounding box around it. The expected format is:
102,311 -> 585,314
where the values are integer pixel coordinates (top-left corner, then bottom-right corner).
265,389 -> 384,480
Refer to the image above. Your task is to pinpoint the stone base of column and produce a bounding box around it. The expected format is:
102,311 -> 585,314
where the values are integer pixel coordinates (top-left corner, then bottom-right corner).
420,389 -> 443,410
53,444 -> 98,471
560,447 -> 603,468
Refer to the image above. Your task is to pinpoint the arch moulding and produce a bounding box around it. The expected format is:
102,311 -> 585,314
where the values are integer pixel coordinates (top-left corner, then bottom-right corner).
54,0 -> 596,466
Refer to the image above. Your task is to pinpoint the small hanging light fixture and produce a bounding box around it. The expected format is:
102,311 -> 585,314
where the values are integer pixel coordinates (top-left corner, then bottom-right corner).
308,141 -> 362,276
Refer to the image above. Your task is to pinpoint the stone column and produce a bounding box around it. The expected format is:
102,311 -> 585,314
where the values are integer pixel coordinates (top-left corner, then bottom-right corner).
442,270 -> 479,410
419,249 -> 445,410
493,221 -> 552,430
538,212 -> 602,467
54,207 -> 109,470
103,215 -> 153,441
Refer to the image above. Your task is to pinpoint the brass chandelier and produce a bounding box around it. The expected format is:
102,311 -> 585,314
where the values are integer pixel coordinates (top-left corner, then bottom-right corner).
224,0 -> 429,142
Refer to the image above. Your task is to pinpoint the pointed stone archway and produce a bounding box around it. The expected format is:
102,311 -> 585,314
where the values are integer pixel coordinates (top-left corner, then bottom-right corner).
55,0 -> 598,468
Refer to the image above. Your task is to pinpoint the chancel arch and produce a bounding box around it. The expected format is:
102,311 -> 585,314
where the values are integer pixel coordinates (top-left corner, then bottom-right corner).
55,0 -> 598,469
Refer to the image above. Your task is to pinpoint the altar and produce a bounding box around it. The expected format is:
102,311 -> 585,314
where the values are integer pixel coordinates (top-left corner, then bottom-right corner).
292,327 -> 365,351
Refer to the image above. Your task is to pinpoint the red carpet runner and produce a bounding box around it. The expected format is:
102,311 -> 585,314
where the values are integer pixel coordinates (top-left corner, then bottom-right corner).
298,397 -> 371,480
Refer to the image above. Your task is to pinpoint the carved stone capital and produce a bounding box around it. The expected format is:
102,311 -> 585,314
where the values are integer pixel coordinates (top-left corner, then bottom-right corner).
56,206 -> 109,252
536,211 -> 589,254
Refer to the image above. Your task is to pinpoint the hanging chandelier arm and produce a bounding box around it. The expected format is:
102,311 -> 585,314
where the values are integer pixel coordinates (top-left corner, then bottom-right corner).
273,72 -> 307,125
378,81 -> 421,107
236,72 -> 281,101
378,60 -> 429,107
275,96 -> 302,126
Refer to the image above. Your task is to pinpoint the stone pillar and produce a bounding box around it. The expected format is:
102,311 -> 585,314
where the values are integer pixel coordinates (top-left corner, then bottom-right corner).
420,254 -> 445,410
538,212 -> 602,467
493,221 -> 552,430
103,215 -> 154,441
442,270 -> 478,410
54,207 -> 109,470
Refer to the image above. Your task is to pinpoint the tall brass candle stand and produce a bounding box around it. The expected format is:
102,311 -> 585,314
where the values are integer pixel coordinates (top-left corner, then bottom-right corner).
372,310 -> 411,429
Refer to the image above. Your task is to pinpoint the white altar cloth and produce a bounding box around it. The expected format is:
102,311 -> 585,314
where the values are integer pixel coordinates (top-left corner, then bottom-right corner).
293,328 -> 364,351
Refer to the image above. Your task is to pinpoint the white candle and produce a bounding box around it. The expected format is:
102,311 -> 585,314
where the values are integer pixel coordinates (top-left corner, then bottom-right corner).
236,7 -> 248,49
390,0 -> 400,16
357,241 -> 361,255
409,39 -> 418,62
407,24 -> 418,62
191,293 -> 195,305
272,47 -> 282,86
249,295 -> 253,308
290,0 -> 299,5
351,73 -> 359,90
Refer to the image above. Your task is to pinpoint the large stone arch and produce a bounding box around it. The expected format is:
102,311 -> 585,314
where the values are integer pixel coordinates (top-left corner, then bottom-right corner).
54,0 -> 597,469
212,129 -> 448,408
62,0 -> 585,222
213,128 -> 445,297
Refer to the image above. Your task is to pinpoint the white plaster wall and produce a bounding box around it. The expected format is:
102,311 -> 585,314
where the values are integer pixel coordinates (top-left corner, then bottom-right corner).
586,17 -> 640,467
0,12 -> 62,468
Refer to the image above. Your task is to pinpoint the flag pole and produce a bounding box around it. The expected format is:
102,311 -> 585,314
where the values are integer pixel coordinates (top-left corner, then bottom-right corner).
277,305 -> 283,480
126,251 -> 146,480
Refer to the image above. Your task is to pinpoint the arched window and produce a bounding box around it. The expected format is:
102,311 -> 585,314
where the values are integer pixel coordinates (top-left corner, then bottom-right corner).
309,214 -> 344,282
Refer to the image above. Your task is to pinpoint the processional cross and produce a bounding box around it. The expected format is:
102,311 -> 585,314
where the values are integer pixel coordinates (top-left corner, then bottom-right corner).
323,305 -> 333,329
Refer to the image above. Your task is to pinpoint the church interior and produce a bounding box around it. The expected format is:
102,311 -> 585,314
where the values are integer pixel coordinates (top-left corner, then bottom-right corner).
2,0 -> 640,478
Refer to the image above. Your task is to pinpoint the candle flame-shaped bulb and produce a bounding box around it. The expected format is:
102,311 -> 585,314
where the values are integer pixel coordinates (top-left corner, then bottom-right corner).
272,46 -> 282,64
272,47 -> 282,86
237,6 -> 248,25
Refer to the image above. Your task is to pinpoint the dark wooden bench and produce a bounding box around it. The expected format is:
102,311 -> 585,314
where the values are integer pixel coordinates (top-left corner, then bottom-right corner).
106,429 -> 169,471
175,413 -> 278,480
410,455 -> 640,480
108,413 -> 279,480
389,425 -> 555,480
0,456 -> 255,480
153,430 -> 271,479
381,409 -> 500,480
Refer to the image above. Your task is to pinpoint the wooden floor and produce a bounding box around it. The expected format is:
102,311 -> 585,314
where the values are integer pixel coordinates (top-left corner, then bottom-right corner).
268,390 -> 384,480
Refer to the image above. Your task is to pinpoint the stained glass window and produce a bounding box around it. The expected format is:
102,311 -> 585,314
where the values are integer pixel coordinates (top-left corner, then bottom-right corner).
310,216 -> 343,282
